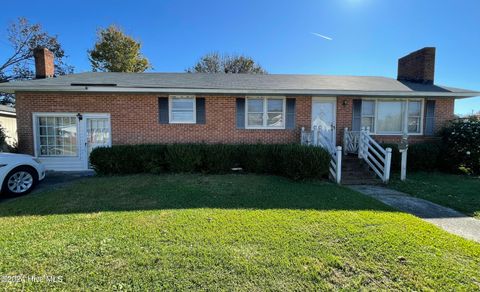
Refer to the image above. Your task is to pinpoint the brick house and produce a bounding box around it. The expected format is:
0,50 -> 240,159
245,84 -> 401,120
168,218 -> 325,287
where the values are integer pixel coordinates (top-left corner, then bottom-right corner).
0,47 -> 478,171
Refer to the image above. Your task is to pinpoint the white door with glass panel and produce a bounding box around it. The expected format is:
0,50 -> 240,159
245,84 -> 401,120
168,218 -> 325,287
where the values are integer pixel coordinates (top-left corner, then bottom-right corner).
311,98 -> 336,147
83,114 -> 111,169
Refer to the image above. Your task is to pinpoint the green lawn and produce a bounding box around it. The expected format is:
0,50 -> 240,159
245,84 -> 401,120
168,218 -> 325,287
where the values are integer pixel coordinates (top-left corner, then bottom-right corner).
389,172 -> 480,219
0,174 -> 479,290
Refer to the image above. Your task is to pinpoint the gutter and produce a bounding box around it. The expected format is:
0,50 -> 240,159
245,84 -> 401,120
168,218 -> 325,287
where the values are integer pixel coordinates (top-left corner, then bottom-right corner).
0,85 -> 478,98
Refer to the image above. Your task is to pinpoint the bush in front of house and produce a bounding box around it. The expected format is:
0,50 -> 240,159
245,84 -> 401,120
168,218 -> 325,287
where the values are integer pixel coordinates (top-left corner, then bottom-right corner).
89,143 -> 331,180
0,126 -> 6,150
440,117 -> 480,175
381,142 -> 443,172
0,125 -> 16,153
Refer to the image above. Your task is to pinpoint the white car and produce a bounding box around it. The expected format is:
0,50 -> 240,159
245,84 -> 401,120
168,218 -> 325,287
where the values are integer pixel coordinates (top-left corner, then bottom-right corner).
0,153 -> 46,196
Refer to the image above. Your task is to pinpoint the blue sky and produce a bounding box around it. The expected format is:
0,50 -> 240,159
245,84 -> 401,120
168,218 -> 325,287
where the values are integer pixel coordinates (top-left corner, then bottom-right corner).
1,0 -> 479,114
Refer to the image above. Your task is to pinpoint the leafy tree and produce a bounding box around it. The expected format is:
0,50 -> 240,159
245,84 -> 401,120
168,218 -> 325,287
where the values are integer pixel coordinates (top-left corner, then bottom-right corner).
0,17 -> 74,105
187,52 -> 267,74
88,25 -> 151,72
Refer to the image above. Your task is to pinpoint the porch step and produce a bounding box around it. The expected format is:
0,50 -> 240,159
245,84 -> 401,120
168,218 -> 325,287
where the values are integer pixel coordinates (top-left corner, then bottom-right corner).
341,155 -> 382,185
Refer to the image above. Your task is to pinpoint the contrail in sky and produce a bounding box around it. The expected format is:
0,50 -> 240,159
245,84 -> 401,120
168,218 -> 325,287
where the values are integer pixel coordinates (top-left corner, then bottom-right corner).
310,32 -> 333,41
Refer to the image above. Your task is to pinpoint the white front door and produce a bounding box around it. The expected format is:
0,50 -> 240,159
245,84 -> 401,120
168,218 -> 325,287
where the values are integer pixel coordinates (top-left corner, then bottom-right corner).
81,114 -> 111,169
312,98 -> 336,147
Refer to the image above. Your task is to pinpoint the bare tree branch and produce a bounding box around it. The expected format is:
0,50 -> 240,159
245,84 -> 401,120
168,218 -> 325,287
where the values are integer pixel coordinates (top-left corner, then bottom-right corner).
0,17 -> 74,105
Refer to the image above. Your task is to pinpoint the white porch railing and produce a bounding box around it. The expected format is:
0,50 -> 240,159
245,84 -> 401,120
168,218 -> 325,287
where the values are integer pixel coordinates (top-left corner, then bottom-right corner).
301,127 -> 342,184
357,127 -> 392,183
301,126 -> 336,154
343,128 -> 360,155
329,146 -> 342,184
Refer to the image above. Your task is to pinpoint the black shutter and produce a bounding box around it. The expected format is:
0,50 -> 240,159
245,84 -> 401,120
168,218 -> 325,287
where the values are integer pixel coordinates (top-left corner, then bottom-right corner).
158,97 -> 169,124
236,98 -> 245,129
352,99 -> 362,131
196,98 -> 206,124
286,98 -> 296,129
425,100 -> 436,136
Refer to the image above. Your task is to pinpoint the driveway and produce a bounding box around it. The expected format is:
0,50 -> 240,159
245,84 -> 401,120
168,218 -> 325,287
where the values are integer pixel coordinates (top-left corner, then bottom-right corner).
1,171 -> 94,203
350,185 -> 480,243
33,171 -> 95,194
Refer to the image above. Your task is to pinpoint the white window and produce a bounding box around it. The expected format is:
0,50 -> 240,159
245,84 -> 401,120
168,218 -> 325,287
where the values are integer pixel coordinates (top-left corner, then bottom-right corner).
361,100 -> 375,131
37,116 -> 78,156
361,99 -> 424,135
377,101 -> 405,134
407,101 -> 422,133
246,97 -> 285,129
169,96 -> 196,123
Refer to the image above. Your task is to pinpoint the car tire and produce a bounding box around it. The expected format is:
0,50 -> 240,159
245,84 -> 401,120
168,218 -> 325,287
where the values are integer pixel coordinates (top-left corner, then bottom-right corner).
1,166 -> 38,197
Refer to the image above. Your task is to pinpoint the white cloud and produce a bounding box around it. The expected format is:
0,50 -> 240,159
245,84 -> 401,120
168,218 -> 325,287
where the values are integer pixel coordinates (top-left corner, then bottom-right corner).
310,32 -> 333,41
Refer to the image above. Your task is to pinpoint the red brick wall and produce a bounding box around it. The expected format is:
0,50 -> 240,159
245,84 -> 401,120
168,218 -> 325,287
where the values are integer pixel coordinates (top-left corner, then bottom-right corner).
15,92 -> 455,155
336,96 -> 354,144
431,98 -> 454,133
15,92 -> 312,155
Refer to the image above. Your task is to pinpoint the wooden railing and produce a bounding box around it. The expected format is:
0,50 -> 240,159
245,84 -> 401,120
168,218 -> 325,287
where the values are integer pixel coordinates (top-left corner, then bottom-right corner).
301,126 -> 335,154
343,128 -> 360,155
329,146 -> 342,184
301,127 -> 342,184
358,127 -> 392,183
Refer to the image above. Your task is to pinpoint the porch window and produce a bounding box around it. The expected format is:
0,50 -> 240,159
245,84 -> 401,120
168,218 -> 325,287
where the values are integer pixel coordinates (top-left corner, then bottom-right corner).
407,101 -> 422,133
246,97 -> 285,129
377,101 -> 405,134
37,116 -> 77,156
360,99 -> 424,135
169,96 -> 196,123
361,100 -> 375,131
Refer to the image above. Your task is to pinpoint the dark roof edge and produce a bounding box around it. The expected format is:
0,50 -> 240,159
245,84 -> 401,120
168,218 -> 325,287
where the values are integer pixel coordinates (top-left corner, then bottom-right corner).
1,86 -> 478,98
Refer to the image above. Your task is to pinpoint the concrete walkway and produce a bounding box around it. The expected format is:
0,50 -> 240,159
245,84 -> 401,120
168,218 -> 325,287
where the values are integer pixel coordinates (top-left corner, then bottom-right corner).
350,185 -> 480,243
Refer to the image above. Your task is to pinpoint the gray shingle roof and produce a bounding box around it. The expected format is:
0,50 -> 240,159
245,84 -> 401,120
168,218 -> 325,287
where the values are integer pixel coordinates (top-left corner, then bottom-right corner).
0,72 -> 477,97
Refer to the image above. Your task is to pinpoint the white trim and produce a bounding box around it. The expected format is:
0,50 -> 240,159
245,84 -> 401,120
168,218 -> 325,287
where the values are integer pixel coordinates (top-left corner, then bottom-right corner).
32,112 -> 80,158
0,111 -> 16,117
245,96 -> 286,129
361,98 -> 424,136
168,95 -> 196,124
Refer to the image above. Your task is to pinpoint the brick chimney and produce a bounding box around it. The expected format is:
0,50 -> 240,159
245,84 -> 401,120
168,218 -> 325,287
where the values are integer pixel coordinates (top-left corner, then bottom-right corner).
397,47 -> 435,84
33,47 -> 54,79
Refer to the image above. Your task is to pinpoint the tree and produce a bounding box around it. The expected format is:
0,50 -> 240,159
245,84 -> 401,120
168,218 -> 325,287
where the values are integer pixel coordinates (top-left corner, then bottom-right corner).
88,25 -> 151,72
187,52 -> 267,74
0,17 -> 74,105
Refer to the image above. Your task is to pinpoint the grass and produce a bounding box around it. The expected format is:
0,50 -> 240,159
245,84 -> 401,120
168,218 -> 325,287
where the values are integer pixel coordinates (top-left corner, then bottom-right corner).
0,174 -> 479,290
389,172 -> 480,219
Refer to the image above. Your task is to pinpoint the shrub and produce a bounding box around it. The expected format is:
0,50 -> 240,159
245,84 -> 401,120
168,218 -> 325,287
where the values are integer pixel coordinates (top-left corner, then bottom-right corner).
441,117 -> 480,174
165,144 -> 202,173
199,144 -> 236,174
90,143 -> 331,180
382,142 -> 442,172
0,126 -> 6,151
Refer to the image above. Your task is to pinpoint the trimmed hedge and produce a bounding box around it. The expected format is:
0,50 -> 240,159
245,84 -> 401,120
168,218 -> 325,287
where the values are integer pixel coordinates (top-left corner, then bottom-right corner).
89,144 -> 331,180
381,142 -> 443,172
